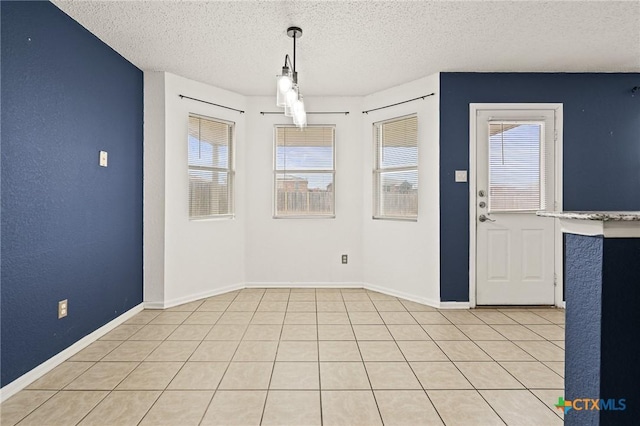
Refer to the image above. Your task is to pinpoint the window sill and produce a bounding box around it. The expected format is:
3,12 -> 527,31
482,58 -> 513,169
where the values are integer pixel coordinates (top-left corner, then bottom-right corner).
372,216 -> 418,222
273,215 -> 336,220
189,215 -> 235,222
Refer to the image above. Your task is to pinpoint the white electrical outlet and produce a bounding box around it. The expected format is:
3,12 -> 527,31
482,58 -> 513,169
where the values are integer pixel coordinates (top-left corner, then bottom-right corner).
99,151 -> 108,167
341,254 -> 348,264
58,299 -> 68,319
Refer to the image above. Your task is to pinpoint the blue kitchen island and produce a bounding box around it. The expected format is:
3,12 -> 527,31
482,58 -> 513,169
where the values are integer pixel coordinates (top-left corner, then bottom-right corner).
537,211 -> 640,426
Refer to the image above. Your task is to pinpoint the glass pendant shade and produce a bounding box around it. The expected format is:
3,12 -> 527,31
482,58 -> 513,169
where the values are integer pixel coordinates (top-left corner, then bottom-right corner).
276,74 -> 293,107
292,97 -> 306,127
284,86 -> 298,117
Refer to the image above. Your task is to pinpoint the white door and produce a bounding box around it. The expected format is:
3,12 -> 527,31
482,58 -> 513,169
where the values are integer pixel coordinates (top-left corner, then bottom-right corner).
475,108 -> 557,305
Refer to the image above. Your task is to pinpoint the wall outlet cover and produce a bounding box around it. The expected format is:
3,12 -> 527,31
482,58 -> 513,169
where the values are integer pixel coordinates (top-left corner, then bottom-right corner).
455,170 -> 468,182
99,151 -> 108,167
58,299 -> 68,319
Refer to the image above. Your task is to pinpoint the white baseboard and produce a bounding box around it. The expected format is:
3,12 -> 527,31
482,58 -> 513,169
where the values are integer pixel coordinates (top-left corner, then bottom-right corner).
143,301 -> 166,310
145,283 -> 245,309
197,282 -> 468,310
245,282 -> 363,289
363,283 -> 470,309
362,283 -> 443,309
439,301 -> 471,309
145,281 -> 474,312
0,303 -> 144,403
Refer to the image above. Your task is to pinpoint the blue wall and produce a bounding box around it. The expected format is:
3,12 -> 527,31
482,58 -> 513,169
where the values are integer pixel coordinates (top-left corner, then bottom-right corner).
1,1 -> 143,386
440,73 -> 640,302
599,237 -> 640,424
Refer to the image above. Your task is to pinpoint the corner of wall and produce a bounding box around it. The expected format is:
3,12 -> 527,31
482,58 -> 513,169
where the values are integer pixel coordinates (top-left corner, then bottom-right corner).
361,73 -> 441,304
143,71 -> 167,305
156,72 -> 247,304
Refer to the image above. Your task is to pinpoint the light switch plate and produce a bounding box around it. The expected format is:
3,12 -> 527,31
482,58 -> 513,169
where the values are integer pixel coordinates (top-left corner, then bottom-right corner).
455,170 -> 467,182
99,151 -> 108,167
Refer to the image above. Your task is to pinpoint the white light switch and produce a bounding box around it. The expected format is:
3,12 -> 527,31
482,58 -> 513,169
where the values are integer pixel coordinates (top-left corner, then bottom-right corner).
99,151 -> 108,167
455,170 -> 467,182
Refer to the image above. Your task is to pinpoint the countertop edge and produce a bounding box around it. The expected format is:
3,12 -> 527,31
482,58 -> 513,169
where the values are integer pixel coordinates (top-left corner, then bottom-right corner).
536,211 -> 640,221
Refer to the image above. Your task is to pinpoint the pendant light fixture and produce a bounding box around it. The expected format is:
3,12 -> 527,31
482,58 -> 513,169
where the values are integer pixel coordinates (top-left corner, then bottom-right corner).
276,26 -> 306,128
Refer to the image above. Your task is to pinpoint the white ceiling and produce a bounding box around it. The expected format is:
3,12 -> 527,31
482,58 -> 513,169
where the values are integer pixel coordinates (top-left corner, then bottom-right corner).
53,0 -> 640,96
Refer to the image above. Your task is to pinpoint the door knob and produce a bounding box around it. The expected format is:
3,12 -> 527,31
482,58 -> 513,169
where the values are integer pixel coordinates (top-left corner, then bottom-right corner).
479,214 -> 495,223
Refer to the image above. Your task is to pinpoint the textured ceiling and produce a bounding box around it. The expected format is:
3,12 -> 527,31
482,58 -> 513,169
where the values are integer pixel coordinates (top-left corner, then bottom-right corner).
53,0 -> 640,96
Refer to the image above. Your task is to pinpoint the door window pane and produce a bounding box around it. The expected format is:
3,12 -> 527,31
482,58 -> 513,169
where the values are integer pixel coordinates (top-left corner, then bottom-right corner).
489,122 -> 544,212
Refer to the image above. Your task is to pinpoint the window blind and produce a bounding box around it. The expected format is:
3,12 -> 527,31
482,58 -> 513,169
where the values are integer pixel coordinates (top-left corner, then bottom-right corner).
373,115 -> 418,219
488,122 -> 546,212
188,115 -> 234,218
274,126 -> 335,217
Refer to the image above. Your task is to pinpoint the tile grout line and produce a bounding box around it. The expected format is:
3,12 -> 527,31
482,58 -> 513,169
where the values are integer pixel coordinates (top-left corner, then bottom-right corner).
447,316 -> 537,395
529,388 -> 566,420
351,291 -> 386,425
6,389 -> 63,426
193,289 -> 242,426
30,310 -> 163,425
473,317 -> 566,382
258,288 -> 291,426
140,294 -> 232,426
474,389 -> 510,426
130,308 -> 202,426
445,317 -> 522,425
315,288 -> 324,426
421,311 -> 528,424
378,301 -> 447,425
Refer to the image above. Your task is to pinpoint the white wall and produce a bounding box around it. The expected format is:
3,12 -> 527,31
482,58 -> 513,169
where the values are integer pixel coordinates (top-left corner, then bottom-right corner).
362,73 -> 441,305
144,72 -> 247,307
143,71 -> 166,304
144,72 -> 442,307
244,97 -> 364,287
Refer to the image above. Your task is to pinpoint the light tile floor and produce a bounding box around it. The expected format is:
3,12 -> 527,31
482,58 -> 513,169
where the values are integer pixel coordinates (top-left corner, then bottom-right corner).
1,288 -> 565,425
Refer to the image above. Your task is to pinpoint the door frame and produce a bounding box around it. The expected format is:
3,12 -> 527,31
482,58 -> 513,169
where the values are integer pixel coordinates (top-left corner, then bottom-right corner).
468,103 -> 564,308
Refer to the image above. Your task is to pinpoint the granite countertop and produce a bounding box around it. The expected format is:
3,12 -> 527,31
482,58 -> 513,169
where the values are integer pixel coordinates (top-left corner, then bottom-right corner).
536,211 -> 640,221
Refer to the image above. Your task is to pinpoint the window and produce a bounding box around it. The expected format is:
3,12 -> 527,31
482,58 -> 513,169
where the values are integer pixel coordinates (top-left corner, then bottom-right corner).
373,115 -> 418,219
488,121 -> 547,212
188,115 -> 234,218
274,126 -> 335,218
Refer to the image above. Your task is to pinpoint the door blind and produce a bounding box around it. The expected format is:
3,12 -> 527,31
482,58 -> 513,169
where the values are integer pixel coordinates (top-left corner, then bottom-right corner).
488,121 -> 546,212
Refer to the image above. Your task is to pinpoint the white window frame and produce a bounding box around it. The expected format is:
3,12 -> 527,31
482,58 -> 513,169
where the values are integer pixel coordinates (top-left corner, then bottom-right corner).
373,114 -> 418,221
273,125 -> 336,219
188,113 -> 235,220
